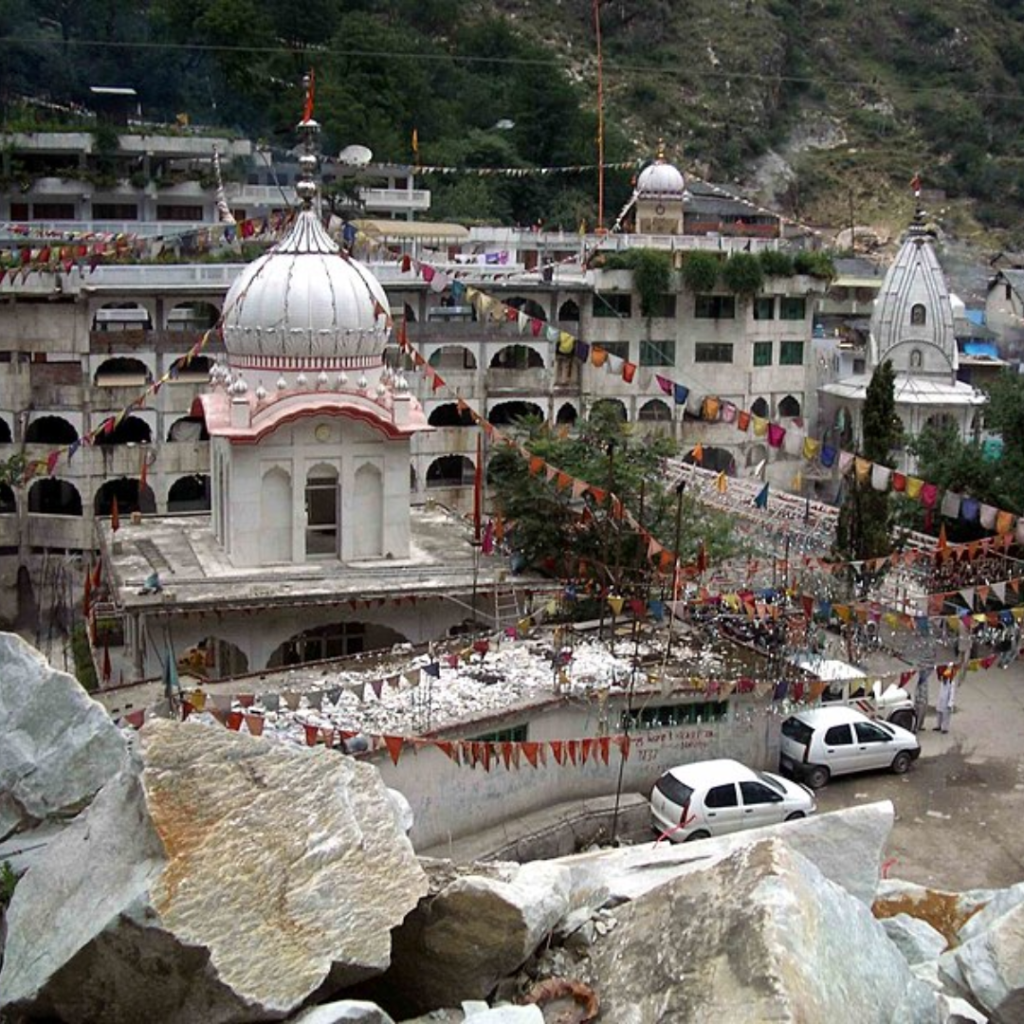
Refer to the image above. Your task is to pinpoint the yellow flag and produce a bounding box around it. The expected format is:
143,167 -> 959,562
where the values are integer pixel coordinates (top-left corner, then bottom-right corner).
716,471 -> 727,493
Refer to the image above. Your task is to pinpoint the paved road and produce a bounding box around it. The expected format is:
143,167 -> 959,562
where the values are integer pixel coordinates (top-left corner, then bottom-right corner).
812,653 -> 1024,892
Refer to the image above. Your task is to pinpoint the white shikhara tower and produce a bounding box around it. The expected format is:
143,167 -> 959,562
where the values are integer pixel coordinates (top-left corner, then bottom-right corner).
821,211 -> 985,471
201,114 -> 430,568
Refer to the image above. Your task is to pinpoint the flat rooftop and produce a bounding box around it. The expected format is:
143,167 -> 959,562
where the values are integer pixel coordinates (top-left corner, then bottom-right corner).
99,503 -> 540,615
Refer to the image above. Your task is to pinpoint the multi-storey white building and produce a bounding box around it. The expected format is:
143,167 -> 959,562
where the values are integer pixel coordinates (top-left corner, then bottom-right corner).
0,141 -> 825,668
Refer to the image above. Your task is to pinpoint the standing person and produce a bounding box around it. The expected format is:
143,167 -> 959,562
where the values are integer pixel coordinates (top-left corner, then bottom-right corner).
934,667 -> 959,734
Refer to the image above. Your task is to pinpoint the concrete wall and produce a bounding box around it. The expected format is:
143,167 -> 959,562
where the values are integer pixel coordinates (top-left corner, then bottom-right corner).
373,696 -> 779,850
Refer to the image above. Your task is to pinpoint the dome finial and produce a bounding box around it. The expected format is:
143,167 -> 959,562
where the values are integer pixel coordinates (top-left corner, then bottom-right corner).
656,137 -> 666,162
296,70 -> 320,210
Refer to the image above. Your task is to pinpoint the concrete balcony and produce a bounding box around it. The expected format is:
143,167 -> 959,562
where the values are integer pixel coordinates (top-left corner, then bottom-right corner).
484,368 -> 554,393
358,187 -> 431,213
25,514 -> 92,550
0,516 -> 20,546
416,427 -> 479,456
26,384 -> 84,409
89,329 -> 226,355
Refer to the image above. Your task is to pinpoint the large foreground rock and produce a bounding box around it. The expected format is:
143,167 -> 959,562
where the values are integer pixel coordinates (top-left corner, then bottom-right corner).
584,837 -> 941,1023
0,631 -> 129,840
943,900 -> 1024,1023
380,860 -> 593,1013
0,719 -> 428,1024
550,799 -> 895,906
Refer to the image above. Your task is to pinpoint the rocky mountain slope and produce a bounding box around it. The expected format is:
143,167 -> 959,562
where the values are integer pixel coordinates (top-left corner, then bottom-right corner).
3,0 -> 1024,242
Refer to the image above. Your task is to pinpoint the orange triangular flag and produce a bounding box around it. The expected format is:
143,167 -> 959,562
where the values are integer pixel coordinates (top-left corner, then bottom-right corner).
692,443 -> 704,464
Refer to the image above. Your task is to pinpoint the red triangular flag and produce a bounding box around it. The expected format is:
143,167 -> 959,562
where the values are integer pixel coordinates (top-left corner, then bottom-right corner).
110,495 -> 120,532
550,740 -> 565,765
521,741 -> 540,768
384,735 -> 404,765
227,711 -> 244,732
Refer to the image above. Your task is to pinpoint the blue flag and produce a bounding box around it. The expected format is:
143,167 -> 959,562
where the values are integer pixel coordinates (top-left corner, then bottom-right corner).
754,482 -> 769,509
673,383 -> 689,406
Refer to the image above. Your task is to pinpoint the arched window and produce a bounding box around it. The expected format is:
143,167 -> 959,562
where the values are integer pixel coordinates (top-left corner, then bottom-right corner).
94,478 -> 155,516
751,397 -> 770,418
638,399 -> 672,422
25,416 -> 78,445
910,348 -> 923,369
0,483 -> 16,514
427,455 -> 475,488
169,354 -> 213,381
910,304 -> 927,326
0,417 -> 11,443
167,416 -> 209,442
555,403 -> 578,426
29,479 -> 83,516
428,403 -> 475,427
94,357 -> 151,387
590,398 -> 628,423
428,346 -> 477,370
778,395 -> 802,418
168,475 -> 211,513
488,401 -> 545,427
305,465 -> 339,558
166,301 -> 219,331
93,302 -> 151,332
490,345 -> 544,370
506,296 -> 547,321
557,300 -> 580,322
95,415 -> 152,446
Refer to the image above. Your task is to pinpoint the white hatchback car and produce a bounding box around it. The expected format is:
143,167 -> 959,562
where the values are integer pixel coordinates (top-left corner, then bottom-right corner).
650,757 -> 816,843
779,706 -> 921,789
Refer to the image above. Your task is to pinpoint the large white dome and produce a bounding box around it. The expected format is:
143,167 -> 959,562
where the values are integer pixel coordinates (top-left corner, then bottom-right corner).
637,159 -> 685,199
221,209 -> 391,371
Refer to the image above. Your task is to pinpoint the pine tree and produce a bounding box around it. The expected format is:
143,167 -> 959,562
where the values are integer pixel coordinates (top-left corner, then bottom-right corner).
835,360 -> 901,571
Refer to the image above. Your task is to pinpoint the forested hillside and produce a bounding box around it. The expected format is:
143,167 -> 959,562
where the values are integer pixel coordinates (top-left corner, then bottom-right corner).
2,0 -> 1024,241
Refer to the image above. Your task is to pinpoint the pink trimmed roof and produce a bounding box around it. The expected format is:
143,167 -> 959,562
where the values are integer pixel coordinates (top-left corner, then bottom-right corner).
199,390 -> 431,444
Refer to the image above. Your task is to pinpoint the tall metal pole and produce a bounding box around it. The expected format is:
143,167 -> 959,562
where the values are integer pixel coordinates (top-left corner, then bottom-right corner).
594,0 -> 605,231
666,481 -> 685,659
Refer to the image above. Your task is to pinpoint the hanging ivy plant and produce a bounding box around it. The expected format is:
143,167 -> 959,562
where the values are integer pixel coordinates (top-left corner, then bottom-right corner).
600,248 -> 672,316
681,251 -> 720,294
722,253 -> 765,299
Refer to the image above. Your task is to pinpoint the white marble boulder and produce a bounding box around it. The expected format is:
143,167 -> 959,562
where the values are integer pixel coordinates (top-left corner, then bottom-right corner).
0,719 -> 428,1024
583,837 -> 942,1023
0,631 -> 129,840
381,859 -> 592,1013
941,900 -> 1024,1023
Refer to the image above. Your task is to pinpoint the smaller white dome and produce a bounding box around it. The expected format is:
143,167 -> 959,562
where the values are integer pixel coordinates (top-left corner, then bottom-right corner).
637,154 -> 685,199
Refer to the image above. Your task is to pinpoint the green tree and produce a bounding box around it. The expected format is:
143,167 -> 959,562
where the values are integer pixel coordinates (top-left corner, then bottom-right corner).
835,360 -> 901,569
487,410 -> 738,593
984,371 -> 1024,513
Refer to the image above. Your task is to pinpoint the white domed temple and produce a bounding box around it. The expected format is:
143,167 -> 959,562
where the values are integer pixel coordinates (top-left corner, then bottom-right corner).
818,211 -> 986,473
201,131 -> 429,568
97,119 -> 541,681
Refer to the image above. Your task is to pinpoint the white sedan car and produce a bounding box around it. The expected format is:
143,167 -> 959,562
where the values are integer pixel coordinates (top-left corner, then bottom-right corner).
650,757 -> 816,843
779,706 -> 921,789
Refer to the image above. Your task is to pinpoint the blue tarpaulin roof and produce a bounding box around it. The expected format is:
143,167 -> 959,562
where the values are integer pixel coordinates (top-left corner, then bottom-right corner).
964,341 -> 1000,358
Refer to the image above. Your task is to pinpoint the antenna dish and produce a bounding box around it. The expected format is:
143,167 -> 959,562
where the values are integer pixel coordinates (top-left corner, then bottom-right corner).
338,144 -> 373,168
